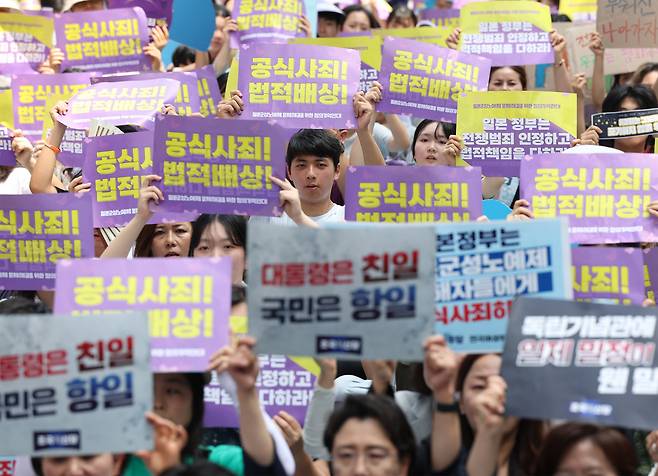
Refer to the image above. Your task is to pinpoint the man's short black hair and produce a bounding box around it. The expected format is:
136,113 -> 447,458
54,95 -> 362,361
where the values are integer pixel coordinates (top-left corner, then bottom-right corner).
285,129 -> 343,169
324,394 -> 416,474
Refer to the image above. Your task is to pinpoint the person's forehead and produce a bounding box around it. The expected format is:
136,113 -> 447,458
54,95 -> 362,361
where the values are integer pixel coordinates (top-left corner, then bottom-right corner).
335,418 -> 395,446
292,155 -> 331,162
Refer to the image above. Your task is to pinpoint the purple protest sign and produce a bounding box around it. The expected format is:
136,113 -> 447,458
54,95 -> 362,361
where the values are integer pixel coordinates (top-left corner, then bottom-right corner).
55,7 -> 150,74
0,193 -> 94,291
204,355 -> 316,428
645,248 -> 658,302
520,153 -> 658,244
54,257 -> 232,372
345,165 -> 483,222
379,37 -> 490,123
0,125 -> 14,166
107,0 -> 173,27
54,128 -> 87,167
0,12 -> 52,74
234,0 -> 305,44
196,65 -> 222,117
11,73 -> 94,140
91,71 -> 201,116
237,43 -> 360,128
571,246 -> 645,305
57,78 -> 180,130
83,131 -> 153,227
152,114 -> 289,217
419,8 -> 460,27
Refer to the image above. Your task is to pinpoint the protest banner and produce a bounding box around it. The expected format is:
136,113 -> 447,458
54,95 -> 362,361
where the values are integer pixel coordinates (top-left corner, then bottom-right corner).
371,26 -> 451,47
247,221 -> 436,360
418,8 -> 460,28
604,48 -> 658,75
520,153 -> 658,244
54,257 -> 232,372
378,37 -> 490,123
502,297 -> 658,430
289,36 -> 381,93
233,0 -> 315,44
597,0 -> 658,48
91,71 -> 201,116
457,91 -> 577,176
82,132 -> 153,227
572,246 -> 645,305
55,7 -> 150,74
559,0 -> 597,22
592,108 -> 658,139
237,43 -> 360,129
196,65 -> 222,117
345,165 -> 482,223
459,1 -> 553,66
0,90 -> 12,167
644,248 -> 658,302
107,0 -> 173,28
0,194 -> 94,291
0,12 -> 53,74
0,312 -> 152,455
564,23 -> 595,78
435,219 -> 572,353
11,73 -> 94,141
151,114 -> 287,218
57,78 -> 180,130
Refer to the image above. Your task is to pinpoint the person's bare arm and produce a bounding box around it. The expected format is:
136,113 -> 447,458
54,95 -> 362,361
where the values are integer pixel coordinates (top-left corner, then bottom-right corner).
589,32 -> 606,112
30,102 -> 67,194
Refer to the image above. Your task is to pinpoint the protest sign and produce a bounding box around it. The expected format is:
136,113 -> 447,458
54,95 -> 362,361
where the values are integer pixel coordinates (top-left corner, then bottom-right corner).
57,78 -> 180,130
371,26 -> 451,47
204,354 -> 317,428
644,248 -> 658,302
0,312 -> 152,456
459,1 -> 553,66
502,297 -> 658,430
54,257 -> 232,372
55,7 -> 150,74
345,165 -> 483,223
564,23 -> 595,78
435,219 -> 572,353
604,48 -> 658,75
597,0 -> 658,48
12,73 -> 94,141
237,43 -> 360,129
82,132 -> 153,228
289,36 -> 381,93
592,108 -> 658,139
0,194 -> 94,291
151,114 -> 287,218
0,125 -> 13,167
378,37 -> 490,123
233,0 -> 315,44
196,65 -> 222,117
41,92 -> 87,168
572,246 -> 645,305
419,8 -> 460,28
247,221 -> 436,360
520,153 -> 658,244
0,12 -> 53,74
107,0 -> 173,28
91,71 -> 201,116
457,91 -> 577,176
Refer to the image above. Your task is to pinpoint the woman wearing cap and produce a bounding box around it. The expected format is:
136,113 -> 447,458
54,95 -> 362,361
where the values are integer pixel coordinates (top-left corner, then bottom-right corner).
317,2 -> 344,38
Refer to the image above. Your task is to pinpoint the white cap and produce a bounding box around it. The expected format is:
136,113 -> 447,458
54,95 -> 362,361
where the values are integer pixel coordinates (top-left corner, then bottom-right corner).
0,0 -> 21,10
561,144 -> 621,154
317,2 -> 344,16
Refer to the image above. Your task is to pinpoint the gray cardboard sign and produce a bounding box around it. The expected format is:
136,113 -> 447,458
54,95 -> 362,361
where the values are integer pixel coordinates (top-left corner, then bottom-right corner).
0,312 -> 153,455
502,297 -> 658,430
247,222 -> 436,360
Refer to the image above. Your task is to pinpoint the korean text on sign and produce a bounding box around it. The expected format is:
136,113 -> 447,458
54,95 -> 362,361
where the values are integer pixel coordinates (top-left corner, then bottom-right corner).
345,165 -> 483,223
459,1 -> 553,66
379,37 -> 491,123
247,222 -> 437,360
502,297 -> 658,430
457,91 -> 577,176
597,0 -> 658,48
235,0 -> 305,43
0,13 -> 53,74
0,194 -> 94,291
520,153 -> 658,244
237,43 -> 360,129
55,7 -> 150,74
0,312 -> 152,456
435,219 -> 572,353
54,257 -> 232,372
152,114 -> 287,218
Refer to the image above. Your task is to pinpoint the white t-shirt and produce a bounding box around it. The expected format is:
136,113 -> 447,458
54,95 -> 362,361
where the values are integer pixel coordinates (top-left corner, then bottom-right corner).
0,167 -> 31,195
255,204 -> 345,226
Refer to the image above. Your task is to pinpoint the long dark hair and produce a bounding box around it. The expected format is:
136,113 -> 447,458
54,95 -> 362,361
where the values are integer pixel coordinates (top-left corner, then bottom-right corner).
181,372 -> 208,458
189,214 -> 247,256
456,354 -> 547,475
340,5 -> 380,29
601,84 -> 658,150
411,120 -> 456,161
0,165 -> 12,183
